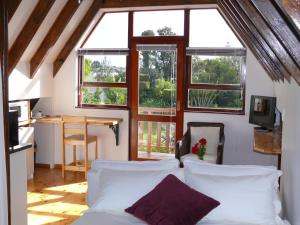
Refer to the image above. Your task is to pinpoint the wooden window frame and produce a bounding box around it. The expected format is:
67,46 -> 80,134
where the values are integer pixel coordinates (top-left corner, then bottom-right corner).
77,53 -> 129,109
185,49 -> 246,115
77,12 -> 130,110
185,8 -> 247,115
77,8 -> 247,115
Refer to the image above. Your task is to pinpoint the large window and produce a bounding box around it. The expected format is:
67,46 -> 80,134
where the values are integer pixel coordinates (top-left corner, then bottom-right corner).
78,9 -> 246,113
186,9 -> 246,113
78,12 -> 129,108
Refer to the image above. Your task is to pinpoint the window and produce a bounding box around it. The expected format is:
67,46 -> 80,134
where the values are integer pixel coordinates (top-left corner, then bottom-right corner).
134,10 -> 184,36
78,12 -> 129,108
78,9 -> 246,113
187,9 -> 246,113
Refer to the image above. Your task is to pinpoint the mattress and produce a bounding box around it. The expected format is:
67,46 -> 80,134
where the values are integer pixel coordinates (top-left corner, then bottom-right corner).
71,210 -> 277,225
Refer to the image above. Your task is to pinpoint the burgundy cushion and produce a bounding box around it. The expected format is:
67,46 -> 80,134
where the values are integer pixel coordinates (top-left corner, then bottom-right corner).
125,174 -> 220,225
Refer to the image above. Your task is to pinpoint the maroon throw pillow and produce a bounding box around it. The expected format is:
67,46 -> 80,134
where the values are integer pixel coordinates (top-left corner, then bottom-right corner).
125,174 -> 220,225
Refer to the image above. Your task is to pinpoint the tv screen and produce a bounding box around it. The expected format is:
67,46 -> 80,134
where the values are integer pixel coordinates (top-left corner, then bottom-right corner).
249,95 -> 276,129
9,110 -> 19,147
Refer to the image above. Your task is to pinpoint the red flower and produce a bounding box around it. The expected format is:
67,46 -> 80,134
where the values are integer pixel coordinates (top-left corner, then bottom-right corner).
199,138 -> 207,145
192,144 -> 199,154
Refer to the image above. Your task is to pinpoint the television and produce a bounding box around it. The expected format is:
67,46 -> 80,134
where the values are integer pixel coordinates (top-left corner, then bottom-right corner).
249,95 -> 276,130
9,110 -> 19,147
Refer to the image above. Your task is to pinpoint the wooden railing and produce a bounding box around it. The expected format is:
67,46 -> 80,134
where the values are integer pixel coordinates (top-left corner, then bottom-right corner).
138,107 -> 175,154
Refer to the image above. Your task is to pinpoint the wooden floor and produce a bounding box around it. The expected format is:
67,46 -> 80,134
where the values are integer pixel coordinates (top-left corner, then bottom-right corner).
27,168 -> 88,225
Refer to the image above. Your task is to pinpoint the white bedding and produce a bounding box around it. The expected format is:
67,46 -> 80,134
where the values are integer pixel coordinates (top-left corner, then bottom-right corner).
72,210 -> 276,225
73,160 -> 290,225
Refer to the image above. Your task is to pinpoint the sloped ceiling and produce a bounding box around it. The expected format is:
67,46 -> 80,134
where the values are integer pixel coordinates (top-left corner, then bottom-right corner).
7,0 -> 300,85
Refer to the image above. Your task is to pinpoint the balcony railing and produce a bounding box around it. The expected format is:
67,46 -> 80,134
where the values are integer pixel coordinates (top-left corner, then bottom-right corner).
138,107 -> 175,157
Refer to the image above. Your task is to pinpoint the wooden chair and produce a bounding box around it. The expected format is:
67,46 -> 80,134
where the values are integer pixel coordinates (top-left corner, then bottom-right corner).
176,122 -> 225,165
61,116 -> 98,178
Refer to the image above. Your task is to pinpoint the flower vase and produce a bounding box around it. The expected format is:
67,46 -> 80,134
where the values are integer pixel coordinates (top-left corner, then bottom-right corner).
198,146 -> 206,160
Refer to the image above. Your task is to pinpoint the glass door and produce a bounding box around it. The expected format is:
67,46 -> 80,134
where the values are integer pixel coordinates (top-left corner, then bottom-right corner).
131,39 -> 184,160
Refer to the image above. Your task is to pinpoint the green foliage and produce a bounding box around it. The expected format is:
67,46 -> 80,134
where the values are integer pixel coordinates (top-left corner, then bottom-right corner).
82,87 -> 127,105
189,56 -> 242,109
192,56 -> 240,84
82,55 -> 126,105
84,58 -> 93,81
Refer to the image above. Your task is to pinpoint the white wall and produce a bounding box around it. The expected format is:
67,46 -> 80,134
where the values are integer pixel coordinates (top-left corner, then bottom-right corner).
9,62 -> 53,101
185,50 -> 277,165
52,51 -> 129,162
274,80 -> 300,225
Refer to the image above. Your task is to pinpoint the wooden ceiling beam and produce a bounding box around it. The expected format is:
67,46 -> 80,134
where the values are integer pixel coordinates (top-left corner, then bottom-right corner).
274,0 -> 300,37
8,0 -> 21,22
8,0 -> 55,76
251,0 -> 300,68
30,0 -> 81,78
99,0 -> 217,8
220,0 -> 291,82
53,0 -> 102,76
218,0 -> 281,81
236,0 -> 300,84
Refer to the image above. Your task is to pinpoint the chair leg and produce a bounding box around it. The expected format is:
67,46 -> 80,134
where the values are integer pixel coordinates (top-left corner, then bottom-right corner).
95,139 -> 98,159
85,144 -> 88,179
73,145 -> 76,165
62,143 -> 65,178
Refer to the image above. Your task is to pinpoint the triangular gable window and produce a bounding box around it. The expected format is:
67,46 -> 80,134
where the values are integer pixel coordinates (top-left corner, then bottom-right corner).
189,9 -> 242,48
83,12 -> 128,48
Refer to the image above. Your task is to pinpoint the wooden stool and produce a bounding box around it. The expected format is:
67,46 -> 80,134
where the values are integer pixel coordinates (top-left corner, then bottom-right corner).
61,116 -> 98,178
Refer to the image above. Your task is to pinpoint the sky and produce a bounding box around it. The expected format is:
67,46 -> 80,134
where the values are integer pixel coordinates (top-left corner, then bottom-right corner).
83,9 -> 243,66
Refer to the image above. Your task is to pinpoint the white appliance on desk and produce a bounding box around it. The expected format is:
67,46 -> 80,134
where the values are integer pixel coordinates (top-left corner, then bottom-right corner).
9,100 -> 30,122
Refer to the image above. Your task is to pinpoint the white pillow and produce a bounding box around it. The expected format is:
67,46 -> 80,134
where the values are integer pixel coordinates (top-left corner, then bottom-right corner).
184,158 -> 278,176
184,159 -> 282,217
87,159 -> 180,207
186,172 -> 279,225
91,159 -> 179,171
91,168 -> 179,212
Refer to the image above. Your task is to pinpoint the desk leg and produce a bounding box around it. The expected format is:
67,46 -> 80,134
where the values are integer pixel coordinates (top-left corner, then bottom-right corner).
278,154 -> 281,170
109,124 -> 119,146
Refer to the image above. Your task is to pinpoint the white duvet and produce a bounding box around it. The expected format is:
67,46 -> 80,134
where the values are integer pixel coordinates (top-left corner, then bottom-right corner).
71,210 -> 272,225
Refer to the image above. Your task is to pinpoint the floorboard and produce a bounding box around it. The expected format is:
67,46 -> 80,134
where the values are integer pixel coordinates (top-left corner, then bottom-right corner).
27,168 -> 88,225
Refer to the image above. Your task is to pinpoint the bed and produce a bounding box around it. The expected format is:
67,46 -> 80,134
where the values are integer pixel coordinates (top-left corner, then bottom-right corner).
72,158 -> 290,225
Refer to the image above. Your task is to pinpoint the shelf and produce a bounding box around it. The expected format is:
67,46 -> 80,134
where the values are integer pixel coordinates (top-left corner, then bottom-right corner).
253,128 -> 282,155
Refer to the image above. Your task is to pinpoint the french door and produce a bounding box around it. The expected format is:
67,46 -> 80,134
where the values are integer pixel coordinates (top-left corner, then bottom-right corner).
130,38 -> 185,160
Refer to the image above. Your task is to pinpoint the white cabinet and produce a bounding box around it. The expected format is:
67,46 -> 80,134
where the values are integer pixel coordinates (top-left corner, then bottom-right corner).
19,127 -> 34,179
10,150 -> 28,225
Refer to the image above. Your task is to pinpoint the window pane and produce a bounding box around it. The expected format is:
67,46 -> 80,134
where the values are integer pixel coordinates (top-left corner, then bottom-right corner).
191,55 -> 242,85
134,10 -> 184,36
138,121 -> 176,160
82,87 -> 127,106
83,12 -> 128,48
189,9 -> 243,48
188,89 -> 243,109
83,55 -> 126,83
138,48 -> 177,116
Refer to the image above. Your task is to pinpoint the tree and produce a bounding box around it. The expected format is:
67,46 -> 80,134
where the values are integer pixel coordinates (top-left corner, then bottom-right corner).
138,27 -> 177,109
189,56 -> 242,108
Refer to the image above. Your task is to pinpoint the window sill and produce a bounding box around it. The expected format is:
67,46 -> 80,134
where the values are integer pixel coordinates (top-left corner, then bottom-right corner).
184,108 -> 245,115
76,104 -> 129,110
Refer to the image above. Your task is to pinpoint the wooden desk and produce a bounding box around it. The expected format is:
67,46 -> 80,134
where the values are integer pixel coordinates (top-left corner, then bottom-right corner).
32,116 -> 123,145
